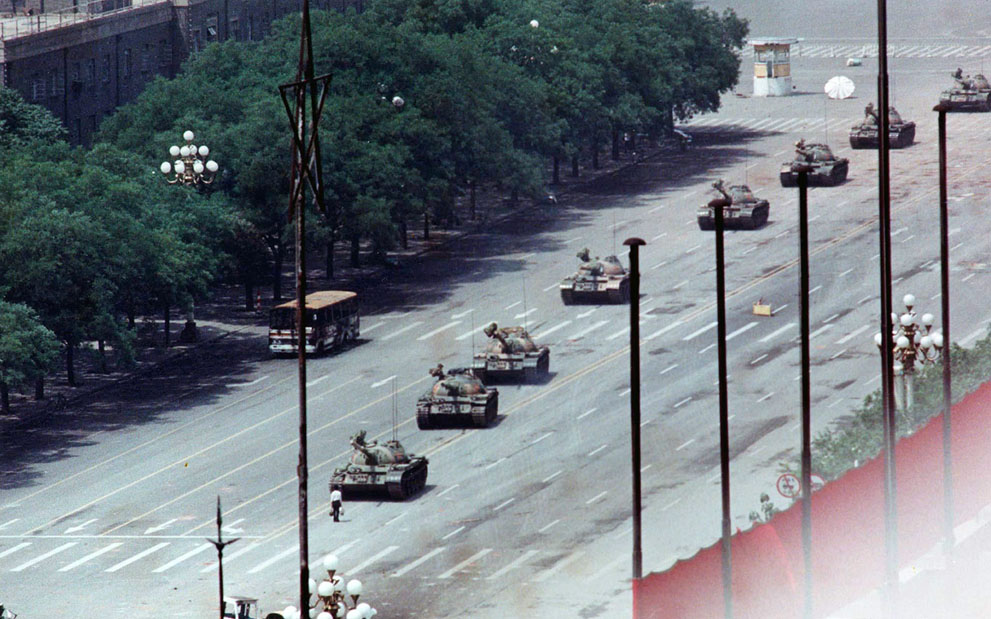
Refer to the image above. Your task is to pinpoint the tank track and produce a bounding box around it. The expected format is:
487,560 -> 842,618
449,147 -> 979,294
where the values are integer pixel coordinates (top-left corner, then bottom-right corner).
471,393 -> 498,427
385,463 -> 428,499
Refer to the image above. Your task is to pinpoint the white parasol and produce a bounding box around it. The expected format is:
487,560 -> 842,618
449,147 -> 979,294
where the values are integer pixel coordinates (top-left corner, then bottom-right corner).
824,75 -> 856,100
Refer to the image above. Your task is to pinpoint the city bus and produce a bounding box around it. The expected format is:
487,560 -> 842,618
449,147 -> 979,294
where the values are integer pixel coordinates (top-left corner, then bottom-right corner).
268,291 -> 360,356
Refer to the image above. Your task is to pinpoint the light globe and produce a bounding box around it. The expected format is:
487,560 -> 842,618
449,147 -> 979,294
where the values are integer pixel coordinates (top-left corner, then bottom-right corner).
206,160 -> 219,173
183,130 -> 194,141
169,145 -> 181,157
160,162 -> 171,174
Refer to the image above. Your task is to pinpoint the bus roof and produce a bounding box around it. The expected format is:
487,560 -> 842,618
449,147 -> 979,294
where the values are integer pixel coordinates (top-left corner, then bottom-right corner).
273,291 -> 357,311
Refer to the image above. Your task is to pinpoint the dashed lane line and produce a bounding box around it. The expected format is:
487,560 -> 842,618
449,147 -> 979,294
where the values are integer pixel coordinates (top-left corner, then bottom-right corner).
10,542 -> 77,571
759,323 -> 795,343
0,543 -> 30,559
392,547 -> 446,578
200,542 -> 261,573
247,545 -> 298,574
349,546 -> 398,575
438,548 -> 493,579
380,321 -> 424,341
152,543 -> 212,573
538,520 -> 560,534
533,551 -> 585,582
416,320 -> 462,341
487,549 -> 540,580
836,325 -> 871,345
59,543 -> 123,571
532,320 -> 571,339
105,542 -> 170,573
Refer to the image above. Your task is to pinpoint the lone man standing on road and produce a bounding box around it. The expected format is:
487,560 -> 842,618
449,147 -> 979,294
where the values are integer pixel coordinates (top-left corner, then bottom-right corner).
330,486 -> 343,522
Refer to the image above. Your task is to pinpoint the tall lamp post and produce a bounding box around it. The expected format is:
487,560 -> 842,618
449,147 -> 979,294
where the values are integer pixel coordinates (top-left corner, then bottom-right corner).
874,294 -> 943,412
159,130 -> 220,345
624,237 -> 646,583
206,496 -> 240,619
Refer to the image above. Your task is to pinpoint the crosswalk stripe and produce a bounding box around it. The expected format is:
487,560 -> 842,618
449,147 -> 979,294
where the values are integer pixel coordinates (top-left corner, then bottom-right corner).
152,543 -> 212,572
487,549 -> 540,580
438,548 -> 492,579
0,542 -> 31,559
248,545 -> 298,574
392,547 -> 445,578
348,545 -> 398,575
10,542 -> 76,571
533,550 -> 585,582
105,542 -> 170,572
59,543 -> 124,571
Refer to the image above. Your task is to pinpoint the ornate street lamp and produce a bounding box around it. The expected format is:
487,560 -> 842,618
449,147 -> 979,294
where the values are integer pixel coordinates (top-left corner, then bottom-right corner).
874,294 -> 944,411
160,130 -> 219,186
308,554 -> 376,619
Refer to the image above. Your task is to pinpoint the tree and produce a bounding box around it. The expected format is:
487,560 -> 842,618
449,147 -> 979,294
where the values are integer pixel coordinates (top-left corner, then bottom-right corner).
0,301 -> 59,413
0,86 -> 68,147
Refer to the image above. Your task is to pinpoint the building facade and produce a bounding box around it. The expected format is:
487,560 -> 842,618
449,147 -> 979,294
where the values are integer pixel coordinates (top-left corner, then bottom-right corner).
0,0 -> 354,145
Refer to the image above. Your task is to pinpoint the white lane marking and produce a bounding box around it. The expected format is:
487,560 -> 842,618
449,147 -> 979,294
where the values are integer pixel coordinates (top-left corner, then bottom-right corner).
830,349 -> 847,360
685,244 -> 701,254
0,542 -> 30,558
676,439 -> 694,451
484,457 -> 507,470
542,470 -> 562,483
727,322 -> 758,340
533,320 -> 572,339
962,273 -> 976,282
416,320 -> 462,341
362,321 -> 386,333
823,313 -> 840,323
662,498 -> 682,511
759,323 -> 795,343
11,542 -> 77,571
392,547 -> 445,578
380,321 -> 424,341
586,491 -> 608,505
371,375 -> 397,389
488,549 -> 540,580
515,308 -> 537,319
610,220 -> 630,230
588,444 -> 608,457
951,242 -> 963,251
532,432 -> 553,445
839,268 -> 854,277
60,543 -> 124,571
519,253 -> 536,260
618,388 -> 631,397
607,327 -> 631,341
538,520 -> 560,534
533,551 -> 585,582
452,309 -> 474,319
105,542 -> 170,572
683,321 -> 718,341
437,484 -> 459,498
577,308 -> 597,319
570,320 -> 610,339
65,518 -> 98,534
200,542 -> 261,572
775,231 -> 789,239
931,293 -> 942,300
674,397 -> 692,408
587,554 -> 628,583
810,324 -> 833,339
152,543 -> 212,572
494,499 -> 515,511
565,236 -> 583,244
349,546 -> 399,575
0,519 -> 19,531
646,320 -> 683,341
649,205 -> 667,213
699,343 -> 715,354
438,548 -> 493,579
385,512 -> 407,526
757,392 -> 774,403
858,295 -> 873,305
504,301 -> 522,310
867,374 -> 882,385
231,376 -> 269,388
640,419 -> 651,427
672,280 -> 689,290
306,375 -> 330,387
660,364 -> 678,375
577,408 -> 597,420
543,282 -> 560,292
828,399 -> 844,408
901,234 -> 916,244
775,304 -> 789,314
650,260 -> 669,270
836,325 -> 871,345
640,464 -> 652,473
248,545 -> 299,574
144,518 -> 178,535
960,327 -> 986,346
808,285 -> 822,295
751,354 -> 768,365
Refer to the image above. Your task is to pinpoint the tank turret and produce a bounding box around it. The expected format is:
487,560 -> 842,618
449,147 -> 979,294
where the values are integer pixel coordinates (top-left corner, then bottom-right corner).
697,179 -> 770,230
849,103 -> 916,148
417,364 -> 498,428
939,68 -> 991,112
780,140 -> 849,187
330,430 -> 428,499
560,249 -> 631,305
472,322 -> 550,383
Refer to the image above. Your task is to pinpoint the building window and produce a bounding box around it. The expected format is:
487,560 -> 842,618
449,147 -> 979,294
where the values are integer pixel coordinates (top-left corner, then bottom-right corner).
122,48 -> 131,80
49,69 -> 61,96
229,18 -> 239,41
31,75 -> 45,101
206,14 -> 218,42
86,58 -> 96,87
159,40 -> 172,70
141,44 -> 151,73
101,54 -> 111,83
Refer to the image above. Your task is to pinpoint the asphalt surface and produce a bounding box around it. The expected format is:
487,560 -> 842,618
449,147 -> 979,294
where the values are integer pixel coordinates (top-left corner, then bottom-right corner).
5,5 -> 991,618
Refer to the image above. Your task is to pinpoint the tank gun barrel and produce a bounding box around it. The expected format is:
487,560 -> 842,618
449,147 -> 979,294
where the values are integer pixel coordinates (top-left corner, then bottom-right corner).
483,322 -> 511,352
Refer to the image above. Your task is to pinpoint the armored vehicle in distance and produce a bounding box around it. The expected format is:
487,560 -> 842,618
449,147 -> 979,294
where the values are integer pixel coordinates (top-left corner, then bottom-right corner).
697,180 -> 769,230
559,248 -> 630,305
849,102 -> 915,149
939,68 -> 991,112
780,140 -> 849,187
416,364 -> 498,429
330,430 -> 428,499
472,322 -> 550,383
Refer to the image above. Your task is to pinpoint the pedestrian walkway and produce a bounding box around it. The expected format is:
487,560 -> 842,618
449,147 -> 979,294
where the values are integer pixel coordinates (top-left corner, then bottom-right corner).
796,43 -> 991,59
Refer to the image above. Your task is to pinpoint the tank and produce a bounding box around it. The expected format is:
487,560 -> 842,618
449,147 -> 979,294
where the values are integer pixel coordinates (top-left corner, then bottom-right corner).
329,430 -> 428,499
938,68 -> 991,112
559,248 -> 631,305
780,140 -> 849,187
849,102 -> 916,149
697,180 -> 770,230
471,322 -> 550,383
416,364 -> 499,429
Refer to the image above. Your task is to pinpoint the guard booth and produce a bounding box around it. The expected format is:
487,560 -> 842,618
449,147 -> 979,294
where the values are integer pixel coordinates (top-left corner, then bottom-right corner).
750,38 -> 799,96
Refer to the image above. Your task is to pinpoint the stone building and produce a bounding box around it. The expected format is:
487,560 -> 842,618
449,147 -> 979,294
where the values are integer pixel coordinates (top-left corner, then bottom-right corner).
0,0 -> 352,145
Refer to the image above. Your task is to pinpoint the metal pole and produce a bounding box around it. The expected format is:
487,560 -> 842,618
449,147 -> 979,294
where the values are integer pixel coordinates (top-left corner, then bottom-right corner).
876,0 -> 898,614
625,237 -> 646,581
714,197 -> 733,619
935,104 -> 953,559
207,496 -> 239,619
797,167 -> 813,619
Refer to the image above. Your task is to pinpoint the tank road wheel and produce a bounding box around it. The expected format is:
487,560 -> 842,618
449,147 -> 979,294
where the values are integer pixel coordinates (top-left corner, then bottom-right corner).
619,279 -> 631,304
524,366 -> 537,383
416,409 -> 433,430
387,479 -> 406,500
538,352 -> 550,380
751,206 -> 769,229
561,289 -> 575,305
780,172 -> 796,188
697,216 -> 714,231
472,406 -> 489,427
836,164 -> 848,184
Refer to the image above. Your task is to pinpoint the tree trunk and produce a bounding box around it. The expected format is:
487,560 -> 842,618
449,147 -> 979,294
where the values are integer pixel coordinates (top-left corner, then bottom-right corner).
350,234 -> 360,267
511,188 -> 519,205
244,281 -> 254,311
272,246 -> 284,302
66,343 -> 76,387
325,239 -> 334,279
126,304 -> 135,329
164,304 -> 171,348
1,382 -> 9,414
571,155 -> 579,177
423,212 -> 430,240
592,142 -> 600,169
552,156 -> 560,185
98,339 -> 107,373
35,376 -> 44,400
400,220 -> 408,249
611,128 -> 620,161
469,181 -> 477,221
